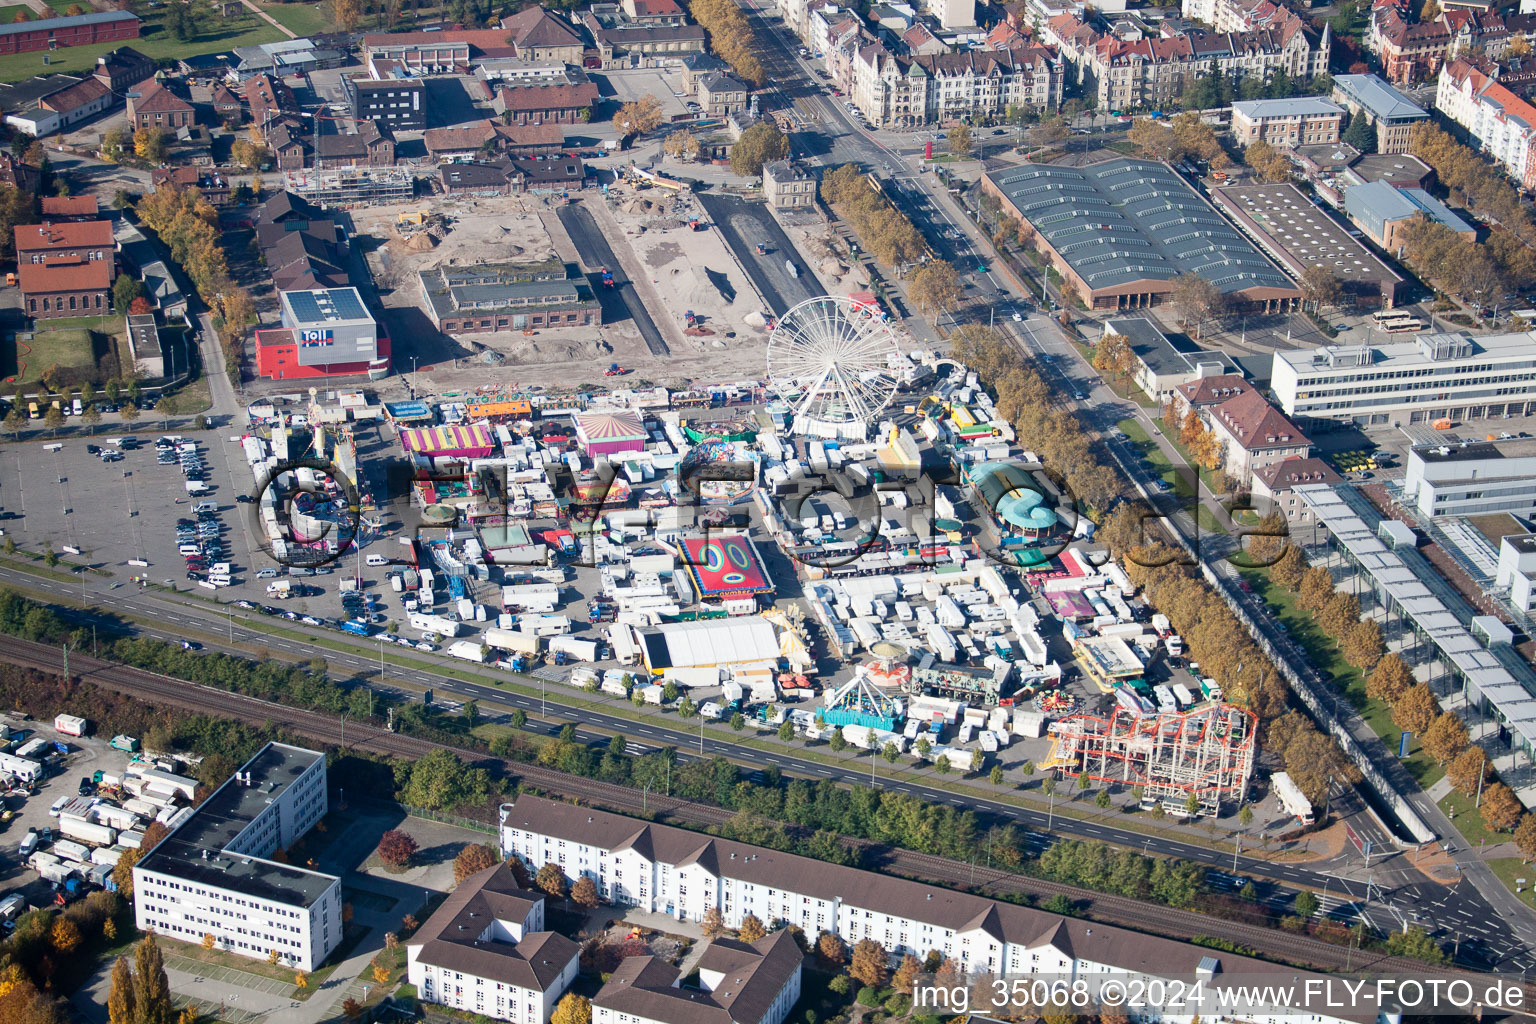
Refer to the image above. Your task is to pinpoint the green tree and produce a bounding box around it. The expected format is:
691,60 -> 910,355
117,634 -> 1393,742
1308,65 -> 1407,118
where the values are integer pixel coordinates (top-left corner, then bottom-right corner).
113,273 -> 146,315
778,719 -> 795,741
1343,113 -> 1376,153
989,765 -> 1004,786
729,712 -> 746,731
133,933 -> 173,1024
1294,890 -> 1319,918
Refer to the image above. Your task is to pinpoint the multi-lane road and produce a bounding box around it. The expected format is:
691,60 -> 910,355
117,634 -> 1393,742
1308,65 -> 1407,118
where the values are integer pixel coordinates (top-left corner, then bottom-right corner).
4,558 -> 1530,970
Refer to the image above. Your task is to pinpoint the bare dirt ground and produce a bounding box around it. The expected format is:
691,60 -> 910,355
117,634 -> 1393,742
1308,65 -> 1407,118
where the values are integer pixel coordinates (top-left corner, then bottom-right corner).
353,191 -> 787,396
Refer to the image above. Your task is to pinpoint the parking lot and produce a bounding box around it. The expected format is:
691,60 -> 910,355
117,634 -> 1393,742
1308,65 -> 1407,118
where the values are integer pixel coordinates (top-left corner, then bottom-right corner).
0,720 -> 135,906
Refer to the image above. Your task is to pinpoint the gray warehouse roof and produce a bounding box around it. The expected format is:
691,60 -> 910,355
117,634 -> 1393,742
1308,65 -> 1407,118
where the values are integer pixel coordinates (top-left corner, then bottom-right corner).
1343,180 -> 1472,237
1333,74 -> 1428,122
984,159 -> 1295,294
1232,98 -> 1343,119
1103,316 -> 1236,378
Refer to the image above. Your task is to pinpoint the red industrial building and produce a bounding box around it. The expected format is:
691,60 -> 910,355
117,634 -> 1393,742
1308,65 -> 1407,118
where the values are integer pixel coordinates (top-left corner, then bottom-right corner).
0,11 -> 140,55
254,326 -> 391,381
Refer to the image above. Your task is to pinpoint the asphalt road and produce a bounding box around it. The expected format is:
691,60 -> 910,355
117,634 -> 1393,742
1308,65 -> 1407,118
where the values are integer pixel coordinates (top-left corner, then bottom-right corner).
557,201 -> 671,357
696,193 -> 825,316
6,562 -> 1528,969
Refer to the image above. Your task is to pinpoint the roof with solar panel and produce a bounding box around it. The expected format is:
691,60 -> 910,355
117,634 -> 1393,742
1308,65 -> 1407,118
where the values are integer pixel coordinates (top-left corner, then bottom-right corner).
279,286 -> 374,328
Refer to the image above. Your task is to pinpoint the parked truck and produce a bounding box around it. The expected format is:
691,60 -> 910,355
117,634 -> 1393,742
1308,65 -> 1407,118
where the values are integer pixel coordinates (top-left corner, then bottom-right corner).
484,627 -> 542,655
447,640 -> 488,664
109,735 -> 139,753
548,635 -> 599,662
58,818 -> 116,847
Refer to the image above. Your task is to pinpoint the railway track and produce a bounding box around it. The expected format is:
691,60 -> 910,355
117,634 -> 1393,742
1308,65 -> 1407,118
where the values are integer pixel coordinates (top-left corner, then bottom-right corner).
5,631 -> 1480,981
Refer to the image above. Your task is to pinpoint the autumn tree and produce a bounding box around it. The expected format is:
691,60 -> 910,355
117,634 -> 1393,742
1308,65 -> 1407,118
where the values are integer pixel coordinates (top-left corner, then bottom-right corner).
1392,683 -> 1439,736
553,994 -> 592,1024
613,95 -> 664,136
134,933 -> 172,1024
1093,332 -> 1135,384
107,957 -> 135,1024
1300,265 -> 1344,312
1446,745 -> 1489,797
571,875 -> 601,908
1515,813 -> 1536,860
663,129 -> 702,162
1170,272 -> 1226,339
738,913 -> 767,942
729,121 -> 789,177
849,938 -> 889,988
1422,712 -> 1469,765
1297,566 -> 1335,614
816,931 -> 846,969
1366,653 -> 1413,704
536,861 -> 568,899
909,259 -> 964,313
1341,617 -> 1385,672
453,842 -> 499,885
133,128 -> 169,164
1266,710 -> 1353,805
323,0 -> 363,30
947,124 -> 972,157
50,916 -> 81,956
702,905 -> 725,938
230,138 -> 269,171
376,829 -> 419,869
1482,781 -> 1524,832
1318,591 -> 1361,640
892,954 -> 922,994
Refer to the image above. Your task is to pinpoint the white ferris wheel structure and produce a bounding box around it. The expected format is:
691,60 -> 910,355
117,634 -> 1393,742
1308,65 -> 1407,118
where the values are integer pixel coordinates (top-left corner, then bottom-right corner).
766,295 -> 904,439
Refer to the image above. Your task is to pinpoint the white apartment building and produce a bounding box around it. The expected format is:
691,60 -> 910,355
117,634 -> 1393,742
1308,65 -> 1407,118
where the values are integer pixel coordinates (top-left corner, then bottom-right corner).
1436,58 -> 1536,190
1403,438 -> 1536,518
501,796 -> 1397,1024
1270,331 -> 1536,426
133,743 -> 341,972
594,934 -> 802,1024
406,863 -> 579,1024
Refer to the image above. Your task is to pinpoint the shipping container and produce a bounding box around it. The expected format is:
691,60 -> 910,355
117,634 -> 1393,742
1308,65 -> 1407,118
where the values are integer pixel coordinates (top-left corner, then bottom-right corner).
53,714 -> 87,737
484,628 -> 541,655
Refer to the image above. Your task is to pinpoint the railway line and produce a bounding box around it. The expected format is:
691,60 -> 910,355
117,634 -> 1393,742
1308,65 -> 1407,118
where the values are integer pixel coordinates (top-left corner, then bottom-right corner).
0,631 -> 1490,982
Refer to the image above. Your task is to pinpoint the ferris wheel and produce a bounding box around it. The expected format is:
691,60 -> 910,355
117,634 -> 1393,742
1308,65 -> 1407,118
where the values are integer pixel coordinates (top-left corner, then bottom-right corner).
766,295 -> 904,438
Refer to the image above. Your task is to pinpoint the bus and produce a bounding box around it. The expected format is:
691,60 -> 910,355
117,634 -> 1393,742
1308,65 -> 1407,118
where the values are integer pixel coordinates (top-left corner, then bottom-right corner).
1382,318 -> 1426,334
1372,310 -> 1417,325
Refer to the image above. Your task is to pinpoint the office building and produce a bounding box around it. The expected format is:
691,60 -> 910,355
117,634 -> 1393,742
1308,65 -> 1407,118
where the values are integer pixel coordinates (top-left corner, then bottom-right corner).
762,160 -> 816,210
1403,438 -> 1536,518
1099,317 -> 1236,405
1271,330 -> 1536,425
1230,97 -> 1345,147
132,743 -> 341,972
1497,533 -> 1536,612
981,160 -> 1299,312
406,863 -> 579,1023
500,795 -> 1397,1024
1331,74 -> 1430,153
348,75 -> 427,130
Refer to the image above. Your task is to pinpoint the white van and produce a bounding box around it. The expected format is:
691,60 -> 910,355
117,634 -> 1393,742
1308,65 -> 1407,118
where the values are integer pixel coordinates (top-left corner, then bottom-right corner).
365,554 -> 390,567
208,575 -> 231,587
185,481 -> 208,494
178,543 -> 201,556
71,399 -> 82,416
193,501 -> 217,514
211,562 -> 231,575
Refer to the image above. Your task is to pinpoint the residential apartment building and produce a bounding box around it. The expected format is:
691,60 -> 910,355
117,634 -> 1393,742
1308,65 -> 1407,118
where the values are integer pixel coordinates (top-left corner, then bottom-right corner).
1230,97 -> 1344,146
852,43 -> 1062,127
1437,57 -> 1536,187
1049,14 -> 1329,111
594,935 -> 802,1024
1270,330 -> 1536,425
1369,0 -> 1536,85
406,864 -> 579,1024
763,160 -> 817,208
696,71 -> 749,116
1206,387 -> 1312,482
500,795 -> 1398,1024
1331,73 -> 1430,152
1251,457 -> 1341,526
1402,438 -> 1536,518
92,44 -> 155,94
132,743 -> 341,972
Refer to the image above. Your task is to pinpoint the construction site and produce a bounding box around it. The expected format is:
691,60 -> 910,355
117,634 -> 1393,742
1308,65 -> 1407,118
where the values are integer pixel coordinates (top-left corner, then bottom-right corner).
1042,704 -> 1257,814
